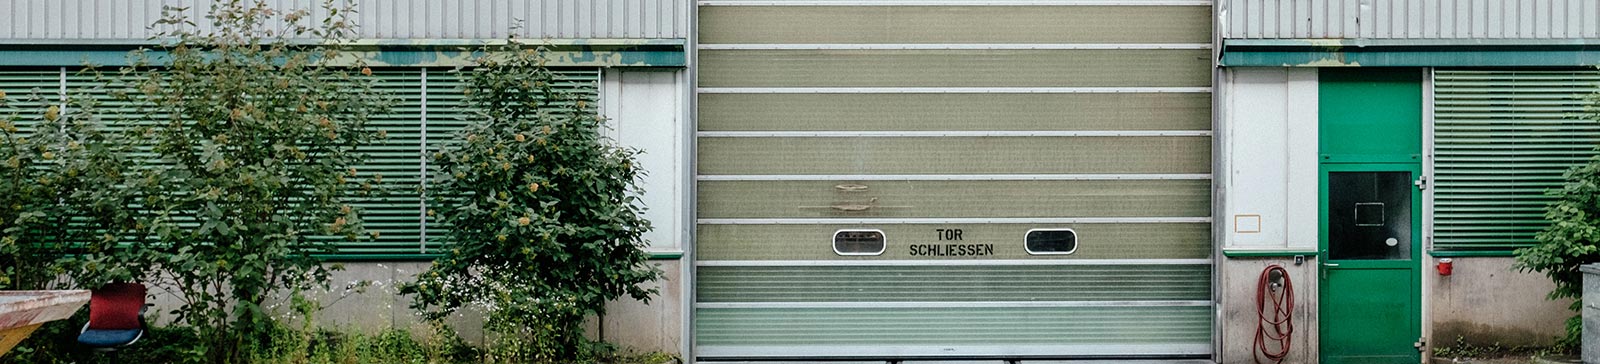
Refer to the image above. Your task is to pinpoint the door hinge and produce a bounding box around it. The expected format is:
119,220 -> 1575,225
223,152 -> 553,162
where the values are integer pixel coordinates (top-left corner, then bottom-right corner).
1414,176 -> 1429,190
1415,338 -> 1427,351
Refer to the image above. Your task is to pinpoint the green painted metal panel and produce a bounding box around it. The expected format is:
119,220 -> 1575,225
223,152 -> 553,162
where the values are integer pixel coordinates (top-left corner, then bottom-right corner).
696,223 -> 1212,260
1319,267 -> 1421,364
1318,68 -> 1423,160
696,265 -> 1210,302
697,136 -> 1212,175
2,66 -> 600,258
1317,72 -> 1424,362
0,69 -> 59,136
698,180 -> 1210,218
695,306 -> 1213,346
700,6 -> 1211,44
1431,70 -> 1600,255
698,50 -> 1213,87
699,93 -> 1211,132
1220,39 -> 1600,67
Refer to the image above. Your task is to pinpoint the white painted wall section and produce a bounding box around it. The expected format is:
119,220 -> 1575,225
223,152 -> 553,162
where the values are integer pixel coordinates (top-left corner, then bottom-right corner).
601,69 -> 686,253
1220,67 -> 1319,252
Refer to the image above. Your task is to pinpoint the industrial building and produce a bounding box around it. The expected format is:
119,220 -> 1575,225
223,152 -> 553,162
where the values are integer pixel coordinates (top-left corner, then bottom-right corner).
2,0 -> 1598,363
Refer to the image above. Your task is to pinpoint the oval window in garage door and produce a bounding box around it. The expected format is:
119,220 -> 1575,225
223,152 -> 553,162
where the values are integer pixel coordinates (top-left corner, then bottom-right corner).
1025,229 -> 1078,255
833,229 -> 886,256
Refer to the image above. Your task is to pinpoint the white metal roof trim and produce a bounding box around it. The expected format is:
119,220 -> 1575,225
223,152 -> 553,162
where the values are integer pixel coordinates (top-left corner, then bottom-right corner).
1221,0 -> 1600,39
1,0 -> 689,40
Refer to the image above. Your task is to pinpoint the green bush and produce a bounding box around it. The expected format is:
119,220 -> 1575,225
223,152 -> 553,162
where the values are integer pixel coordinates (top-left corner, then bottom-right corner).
97,1 -> 390,362
1513,82 -> 1600,349
0,87 -> 139,291
401,40 -> 663,363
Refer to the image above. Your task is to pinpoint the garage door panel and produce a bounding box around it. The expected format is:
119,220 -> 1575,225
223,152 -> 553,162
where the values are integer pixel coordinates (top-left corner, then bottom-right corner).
696,223 -> 1211,260
698,50 -> 1213,87
695,306 -> 1213,353
697,265 -> 1211,302
699,93 -> 1212,132
697,137 -> 1212,175
695,1 -> 1214,358
697,180 -> 1211,218
700,6 -> 1212,44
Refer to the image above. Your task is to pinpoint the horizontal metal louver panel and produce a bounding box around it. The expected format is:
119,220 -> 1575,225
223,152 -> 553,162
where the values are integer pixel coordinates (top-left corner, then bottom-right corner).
3,66 -> 600,258
1432,69 -> 1600,253
698,136 -> 1212,175
700,6 -> 1211,44
421,68 -> 600,256
697,223 -> 1212,260
699,49 -> 1213,87
0,68 -> 60,134
697,264 -> 1210,302
699,93 -> 1212,131
698,180 -> 1211,218
695,306 -> 1213,355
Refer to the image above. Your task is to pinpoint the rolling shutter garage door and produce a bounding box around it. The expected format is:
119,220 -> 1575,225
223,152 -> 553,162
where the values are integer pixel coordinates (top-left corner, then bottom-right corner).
694,3 -> 1215,360
1432,70 -> 1600,255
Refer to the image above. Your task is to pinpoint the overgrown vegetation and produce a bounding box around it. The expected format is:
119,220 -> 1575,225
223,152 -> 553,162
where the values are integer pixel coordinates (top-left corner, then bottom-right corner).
1513,74 -> 1600,350
1431,336 -> 1573,360
0,85 -> 139,291
92,1 -> 390,362
0,1 -> 668,362
401,40 -> 663,363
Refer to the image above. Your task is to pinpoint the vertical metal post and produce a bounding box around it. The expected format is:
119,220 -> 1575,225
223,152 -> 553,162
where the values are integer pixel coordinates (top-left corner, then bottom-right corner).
1419,67 -> 1436,362
419,68 -> 429,254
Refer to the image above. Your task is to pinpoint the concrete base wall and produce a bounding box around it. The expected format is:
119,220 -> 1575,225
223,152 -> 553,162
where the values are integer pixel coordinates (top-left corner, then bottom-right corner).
1219,256 -> 1320,364
143,259 -> 686,356
1429,256 -> 1570,348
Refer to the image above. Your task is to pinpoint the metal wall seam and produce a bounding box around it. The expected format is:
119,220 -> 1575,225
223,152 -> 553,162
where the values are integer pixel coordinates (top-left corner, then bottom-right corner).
699,0 -> 1214,5
698,217 -> 1214,224
698,44 -> 1214,50
697,87 -> 1213,93
0,0 -> 688,40
417,67 -> 428,254
696,301 -> 1217,308
697,130 -> 1214,137
696,258 -> 1216,266
1222,0 -> 1600,39
696,174 -> 1214,181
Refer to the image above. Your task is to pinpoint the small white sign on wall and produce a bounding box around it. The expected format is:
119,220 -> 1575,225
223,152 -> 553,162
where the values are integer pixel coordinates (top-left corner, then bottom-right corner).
1235,214 -> 1262,234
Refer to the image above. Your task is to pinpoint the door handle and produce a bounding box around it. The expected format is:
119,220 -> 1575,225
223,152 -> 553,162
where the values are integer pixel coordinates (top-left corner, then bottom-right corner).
1322,262 -> 1340,267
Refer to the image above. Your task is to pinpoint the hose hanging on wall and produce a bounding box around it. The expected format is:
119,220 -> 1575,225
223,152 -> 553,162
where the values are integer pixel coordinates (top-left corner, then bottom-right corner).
1254,264 -> 1294,364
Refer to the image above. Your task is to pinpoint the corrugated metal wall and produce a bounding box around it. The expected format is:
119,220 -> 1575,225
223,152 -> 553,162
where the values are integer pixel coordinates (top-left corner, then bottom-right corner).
1222,0 -> 1600,39
0,0 -> 688,40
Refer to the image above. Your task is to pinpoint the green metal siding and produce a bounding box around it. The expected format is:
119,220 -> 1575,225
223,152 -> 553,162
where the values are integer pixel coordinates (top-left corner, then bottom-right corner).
1432,70 -> 1600,255
0,66 -> 601,259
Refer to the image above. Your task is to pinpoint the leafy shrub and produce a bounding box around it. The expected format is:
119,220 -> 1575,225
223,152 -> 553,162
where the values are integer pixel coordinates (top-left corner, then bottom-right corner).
97,1 -> 389,362
1514,82 -> 1600,349
402,40 -> 663,363
0,88 -> 138,291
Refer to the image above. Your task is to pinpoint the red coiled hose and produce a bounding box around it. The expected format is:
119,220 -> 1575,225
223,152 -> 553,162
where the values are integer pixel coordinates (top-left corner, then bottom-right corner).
1254,264 -> 1294,364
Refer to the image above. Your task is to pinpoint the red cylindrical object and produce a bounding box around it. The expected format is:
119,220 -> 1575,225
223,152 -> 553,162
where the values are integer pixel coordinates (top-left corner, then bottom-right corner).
1437,258 -> 1454,276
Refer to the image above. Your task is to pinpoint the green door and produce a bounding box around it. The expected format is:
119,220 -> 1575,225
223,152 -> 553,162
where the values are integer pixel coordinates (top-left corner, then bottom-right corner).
1319,165 -> 1422,364
1318,68 -> 1423,364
